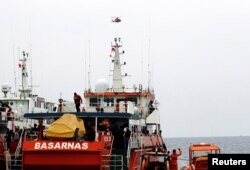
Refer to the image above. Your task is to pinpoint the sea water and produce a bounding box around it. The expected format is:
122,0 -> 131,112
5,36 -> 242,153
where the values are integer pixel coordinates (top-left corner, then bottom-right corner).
164,136 -> 250,168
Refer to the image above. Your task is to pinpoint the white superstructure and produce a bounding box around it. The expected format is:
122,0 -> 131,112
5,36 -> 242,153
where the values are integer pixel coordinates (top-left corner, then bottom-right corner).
0,51 -> 56,130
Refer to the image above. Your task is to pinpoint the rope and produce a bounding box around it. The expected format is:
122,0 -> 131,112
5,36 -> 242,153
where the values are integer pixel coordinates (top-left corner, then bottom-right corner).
178,158 -> 189,161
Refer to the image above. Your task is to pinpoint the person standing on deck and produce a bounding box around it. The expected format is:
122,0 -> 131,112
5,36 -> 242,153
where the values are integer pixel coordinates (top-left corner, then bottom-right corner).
5,128 -> 11,151
169,148 -> 182,170
74,92 -> 82,112
123,126 -> 130,149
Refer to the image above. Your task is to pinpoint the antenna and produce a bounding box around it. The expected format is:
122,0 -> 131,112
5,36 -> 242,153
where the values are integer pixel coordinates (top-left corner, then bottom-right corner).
28,24 -> 33,94
88,40 -> 91,92
11,24 -> 17,97
12,43 -> 17,97
147,18 -> 151,91
84,43 -> 87,91
18,47 -> 21,96
87,17 -> 92,92
147,37 -> 151,91
140,35 -> 144,88
21,51 -> 26,99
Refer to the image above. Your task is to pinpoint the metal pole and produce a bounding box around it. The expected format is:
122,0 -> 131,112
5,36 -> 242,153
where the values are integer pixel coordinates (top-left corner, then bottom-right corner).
95,116 -> 98,141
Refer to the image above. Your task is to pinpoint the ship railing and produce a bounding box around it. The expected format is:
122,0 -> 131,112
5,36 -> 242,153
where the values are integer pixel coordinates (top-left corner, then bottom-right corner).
102,154 -> 123,170
126,132 -> 142,167
3,153 -> 22,170
84,101 -> 148,114
110,134 -> 114,155
130,133 -> 158,148
129,133 -> 166,152
126,134 -> 132,167
14,130 -> 24,162
129,132 -> 141,149
126,132 -> 145,167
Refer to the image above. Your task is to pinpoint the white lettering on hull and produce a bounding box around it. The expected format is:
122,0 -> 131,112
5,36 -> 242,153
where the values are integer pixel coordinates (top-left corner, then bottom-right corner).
34,142 -> 89,150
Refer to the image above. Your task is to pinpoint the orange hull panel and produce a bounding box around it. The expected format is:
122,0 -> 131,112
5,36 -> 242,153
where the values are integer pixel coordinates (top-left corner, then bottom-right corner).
22,141 -> 103,170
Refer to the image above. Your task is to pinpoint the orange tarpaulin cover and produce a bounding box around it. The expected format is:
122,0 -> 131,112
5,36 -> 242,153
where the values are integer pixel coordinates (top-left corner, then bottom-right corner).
45,114 -> 86,138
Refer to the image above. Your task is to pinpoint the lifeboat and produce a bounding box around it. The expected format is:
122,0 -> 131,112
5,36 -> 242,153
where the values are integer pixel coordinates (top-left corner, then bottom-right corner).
183,143 -> 220,170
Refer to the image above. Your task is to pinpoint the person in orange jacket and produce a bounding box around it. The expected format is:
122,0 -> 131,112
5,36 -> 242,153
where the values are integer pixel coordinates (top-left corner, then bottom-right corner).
169,148 -> 182,170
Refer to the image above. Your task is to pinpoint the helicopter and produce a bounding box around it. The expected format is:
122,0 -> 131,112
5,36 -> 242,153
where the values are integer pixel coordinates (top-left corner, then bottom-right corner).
111,17 -> 121,23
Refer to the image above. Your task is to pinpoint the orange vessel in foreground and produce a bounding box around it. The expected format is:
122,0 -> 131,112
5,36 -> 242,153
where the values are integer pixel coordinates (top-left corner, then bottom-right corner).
183,143 -> 220,170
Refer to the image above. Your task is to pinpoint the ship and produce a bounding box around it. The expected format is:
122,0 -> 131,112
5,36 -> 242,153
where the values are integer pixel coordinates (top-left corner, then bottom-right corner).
2,37 -> 166,170
0,51 -> 57,168
183,143 -> 221,170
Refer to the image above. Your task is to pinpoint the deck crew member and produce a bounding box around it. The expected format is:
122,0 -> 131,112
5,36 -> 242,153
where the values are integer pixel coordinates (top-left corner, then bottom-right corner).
169,148 -> 182,170
85,123 -> 96,141
74,92 -> 82,112
123,126 -> 130,149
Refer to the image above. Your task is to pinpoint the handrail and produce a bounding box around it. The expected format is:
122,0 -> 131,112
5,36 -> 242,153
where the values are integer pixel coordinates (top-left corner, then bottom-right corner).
102,154 -> 123,170
109,135 -> 114,155
15,130 -> 24,161
84,101 -> 146,113
5,155 -> 9,170
129,132 -> 141,149
126,133 -> 132,167
4,152 -> 22,170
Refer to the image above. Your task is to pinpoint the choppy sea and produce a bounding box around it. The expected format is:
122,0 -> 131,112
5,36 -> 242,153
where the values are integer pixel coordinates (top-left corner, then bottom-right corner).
164,136 -> 250,168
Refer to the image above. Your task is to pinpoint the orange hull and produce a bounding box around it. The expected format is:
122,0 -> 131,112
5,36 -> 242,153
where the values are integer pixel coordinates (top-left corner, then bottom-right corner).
22,140 -> 103,170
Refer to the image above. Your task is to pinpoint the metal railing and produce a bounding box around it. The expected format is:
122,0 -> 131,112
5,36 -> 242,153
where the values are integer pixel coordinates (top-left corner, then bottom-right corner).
14,130 -> 24,162
84,101 -> 148,114
129,133 -> 141,149
4,153 -> 124,170
3,153 -> 22,170
102,155 -> 123,170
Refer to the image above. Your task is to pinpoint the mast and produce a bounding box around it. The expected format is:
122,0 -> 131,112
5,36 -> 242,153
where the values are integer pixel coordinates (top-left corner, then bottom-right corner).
12,44 -> 17,97
111,38 -> 124,92
18,51 -> 32,98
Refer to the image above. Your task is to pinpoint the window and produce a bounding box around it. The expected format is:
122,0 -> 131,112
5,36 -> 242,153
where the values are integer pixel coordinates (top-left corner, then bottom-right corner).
104,98 -> 114,106
90,98 -> 99,106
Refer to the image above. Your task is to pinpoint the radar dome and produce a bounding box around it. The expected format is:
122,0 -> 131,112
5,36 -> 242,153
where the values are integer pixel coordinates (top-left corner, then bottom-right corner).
95,79 -> 109,92
2,82 -> 11,93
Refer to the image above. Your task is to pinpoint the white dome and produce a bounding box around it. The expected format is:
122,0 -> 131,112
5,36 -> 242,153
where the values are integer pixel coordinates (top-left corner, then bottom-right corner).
95,79 -> 109,92
1,82 -> 11,93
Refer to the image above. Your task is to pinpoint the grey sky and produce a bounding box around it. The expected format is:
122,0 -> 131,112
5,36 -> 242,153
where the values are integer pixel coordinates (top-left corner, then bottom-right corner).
1,0 -> 250,137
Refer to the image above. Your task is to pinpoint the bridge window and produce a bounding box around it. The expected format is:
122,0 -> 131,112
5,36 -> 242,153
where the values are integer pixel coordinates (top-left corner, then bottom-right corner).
104,98 -> 114,106
35,102 -> 42,108
126,97 -> 137,104
90,98 -> 101,106
116,97 -> 137,104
